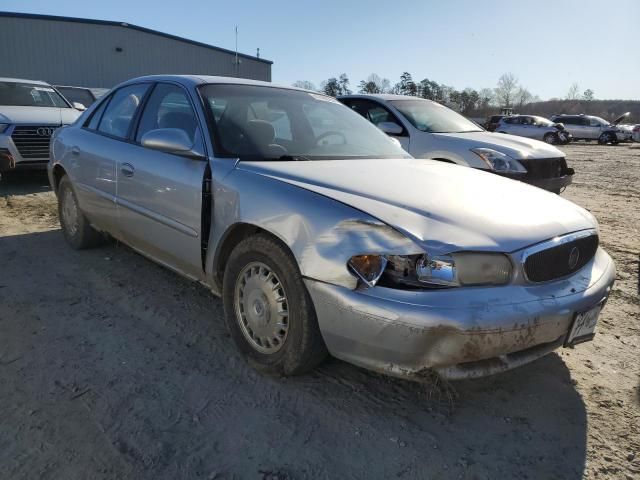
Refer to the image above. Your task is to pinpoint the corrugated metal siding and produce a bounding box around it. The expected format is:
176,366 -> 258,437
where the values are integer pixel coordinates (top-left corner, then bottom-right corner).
0,16 -> 271,87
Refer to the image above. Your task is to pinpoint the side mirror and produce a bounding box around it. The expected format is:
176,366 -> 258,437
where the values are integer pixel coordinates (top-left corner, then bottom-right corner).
141,128 -> 203,159
377,121 -> 403,136
72,102 -> 87,111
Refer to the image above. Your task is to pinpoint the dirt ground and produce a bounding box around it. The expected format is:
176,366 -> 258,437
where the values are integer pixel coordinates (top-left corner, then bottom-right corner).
0,144 -> 638,480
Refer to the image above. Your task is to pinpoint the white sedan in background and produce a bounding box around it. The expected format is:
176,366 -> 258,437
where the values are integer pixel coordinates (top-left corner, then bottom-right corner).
338,94 -> 574,193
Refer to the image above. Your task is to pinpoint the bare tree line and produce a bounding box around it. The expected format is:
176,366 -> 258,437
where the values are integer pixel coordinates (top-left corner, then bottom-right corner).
292,72 -> 603,118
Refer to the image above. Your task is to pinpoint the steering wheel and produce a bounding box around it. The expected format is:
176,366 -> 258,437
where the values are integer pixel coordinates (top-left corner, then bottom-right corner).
315,131 -> 347,145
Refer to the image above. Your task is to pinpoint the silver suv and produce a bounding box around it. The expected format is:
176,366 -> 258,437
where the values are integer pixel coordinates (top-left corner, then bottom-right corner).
550,113 -> 630,144
496,115 -> 572,145
0,77 -> 82,172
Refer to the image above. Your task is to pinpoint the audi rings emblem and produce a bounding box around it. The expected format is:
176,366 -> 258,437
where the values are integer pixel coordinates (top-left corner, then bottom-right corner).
36,127 -> 56,136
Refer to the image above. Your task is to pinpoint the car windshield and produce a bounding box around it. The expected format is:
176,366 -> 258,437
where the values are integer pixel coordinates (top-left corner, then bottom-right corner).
389,99 -> 484,133
55,87 -> 95,108
199,84 -> 409,160
0,81 -> 70,108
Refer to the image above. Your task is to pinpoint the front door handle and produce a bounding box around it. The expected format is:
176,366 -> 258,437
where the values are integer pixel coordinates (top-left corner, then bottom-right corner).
120,163 -> 135,177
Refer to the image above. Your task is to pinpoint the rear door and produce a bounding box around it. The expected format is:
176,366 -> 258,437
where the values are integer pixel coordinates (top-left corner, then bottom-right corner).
71,83 -> 151,235
115,82 -> 208,280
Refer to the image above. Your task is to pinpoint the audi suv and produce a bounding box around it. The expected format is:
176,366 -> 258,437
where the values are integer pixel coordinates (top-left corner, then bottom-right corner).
0,77 -> 83,172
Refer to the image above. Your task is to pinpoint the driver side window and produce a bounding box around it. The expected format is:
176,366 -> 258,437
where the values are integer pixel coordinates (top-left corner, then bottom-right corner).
345,99 -> 406,136
135,83 -> 201,145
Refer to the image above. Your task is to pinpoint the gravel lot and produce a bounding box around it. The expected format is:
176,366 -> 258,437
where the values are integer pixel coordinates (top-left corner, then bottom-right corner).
0,144 -> 638,480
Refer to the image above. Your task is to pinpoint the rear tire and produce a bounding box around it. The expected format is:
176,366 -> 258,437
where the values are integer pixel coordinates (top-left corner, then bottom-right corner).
57,175 -> 104,249
222,234 -> 328,376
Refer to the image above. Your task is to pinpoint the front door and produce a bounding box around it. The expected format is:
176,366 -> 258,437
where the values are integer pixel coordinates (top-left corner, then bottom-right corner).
115,82 -> 208,280
341,98 -> 410,151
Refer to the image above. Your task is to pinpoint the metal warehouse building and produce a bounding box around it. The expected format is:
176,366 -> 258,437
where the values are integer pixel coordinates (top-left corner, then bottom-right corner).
0,12 -> 272,88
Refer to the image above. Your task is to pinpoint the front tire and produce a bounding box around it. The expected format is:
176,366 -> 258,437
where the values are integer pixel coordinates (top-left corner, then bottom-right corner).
598,132 -> 617,145
543,132 -> 558,144
222,234 -> 328,376
57,175 -> 104,249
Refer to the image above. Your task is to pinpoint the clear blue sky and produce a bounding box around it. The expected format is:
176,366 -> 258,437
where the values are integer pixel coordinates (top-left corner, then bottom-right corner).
3,0 -> 639,99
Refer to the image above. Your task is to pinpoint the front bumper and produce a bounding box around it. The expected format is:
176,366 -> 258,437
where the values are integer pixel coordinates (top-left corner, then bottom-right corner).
521,172 -> 573,192
305,248 -> 615,380
0,127 -> 52,172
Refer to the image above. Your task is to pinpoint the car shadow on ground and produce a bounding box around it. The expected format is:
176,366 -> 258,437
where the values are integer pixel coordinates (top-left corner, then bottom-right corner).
0,230 -> 587,480
0,170 -> 51,195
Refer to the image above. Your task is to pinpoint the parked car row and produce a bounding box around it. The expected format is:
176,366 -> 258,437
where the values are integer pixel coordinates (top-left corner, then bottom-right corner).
486,111 -> 634,146
44,75 -> 615,381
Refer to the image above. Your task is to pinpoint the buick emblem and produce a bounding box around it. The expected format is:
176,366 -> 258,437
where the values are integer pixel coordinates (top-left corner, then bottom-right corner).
36,127 -> 56,136
568,246 -> 580,270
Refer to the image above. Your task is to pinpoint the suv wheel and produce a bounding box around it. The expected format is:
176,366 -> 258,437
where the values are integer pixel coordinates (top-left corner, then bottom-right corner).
222,234 -> 328,376
598,132 -> 616,145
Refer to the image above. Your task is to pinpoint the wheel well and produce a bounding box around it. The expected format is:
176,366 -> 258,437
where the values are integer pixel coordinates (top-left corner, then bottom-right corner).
431,158 -> 456,164
214,223 -> 288,287
52,164 -> 67,193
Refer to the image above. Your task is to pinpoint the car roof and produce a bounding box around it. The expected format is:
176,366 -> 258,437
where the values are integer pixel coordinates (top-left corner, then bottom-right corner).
0,77 -> 51,85
113,74 -> 330,98
55,85 -> 93,90
338,93 -> 437,104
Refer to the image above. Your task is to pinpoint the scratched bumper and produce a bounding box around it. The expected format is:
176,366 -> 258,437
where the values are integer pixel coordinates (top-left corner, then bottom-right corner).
305,248 -> 615,380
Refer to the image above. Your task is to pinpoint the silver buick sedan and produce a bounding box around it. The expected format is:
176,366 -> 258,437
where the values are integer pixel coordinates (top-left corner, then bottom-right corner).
49,75 -> 616,380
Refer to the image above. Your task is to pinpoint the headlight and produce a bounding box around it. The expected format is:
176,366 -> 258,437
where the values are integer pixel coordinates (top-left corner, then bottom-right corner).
349,252 -> 513,289
348,255 -> 388,287
0,124 -> 9,134
471,148 -> 526,174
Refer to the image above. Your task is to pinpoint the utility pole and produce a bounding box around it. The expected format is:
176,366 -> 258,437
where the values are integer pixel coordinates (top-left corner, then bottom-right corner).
234,26 -> 239,77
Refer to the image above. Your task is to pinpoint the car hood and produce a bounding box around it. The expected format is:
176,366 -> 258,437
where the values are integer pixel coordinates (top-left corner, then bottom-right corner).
238,159 -> 596,254
433,131 -> 564,159
611,112 -> 630,125
0,106 -> 80,125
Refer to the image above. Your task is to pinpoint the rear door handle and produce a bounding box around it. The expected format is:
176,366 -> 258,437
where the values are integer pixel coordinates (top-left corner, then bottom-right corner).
120,163 -> 135,177
71,146 -> 80,156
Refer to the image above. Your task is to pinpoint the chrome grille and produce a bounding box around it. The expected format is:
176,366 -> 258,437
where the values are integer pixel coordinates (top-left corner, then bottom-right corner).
11,125 -> 58,160
524,233 -> 599,282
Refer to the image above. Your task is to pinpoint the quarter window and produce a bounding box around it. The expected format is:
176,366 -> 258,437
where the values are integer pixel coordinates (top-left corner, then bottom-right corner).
97,83 -> 150,139
136,83 -> 200,144
86,98 -> 109,130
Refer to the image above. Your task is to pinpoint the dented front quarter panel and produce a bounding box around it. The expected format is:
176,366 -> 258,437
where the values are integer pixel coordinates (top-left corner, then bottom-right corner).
206,160 -> 423,290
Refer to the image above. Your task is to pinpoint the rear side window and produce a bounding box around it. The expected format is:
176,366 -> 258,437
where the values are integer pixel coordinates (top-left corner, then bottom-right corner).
86,98 -> 109,130
136,83 -> 200,144
97,83 -> 150,139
